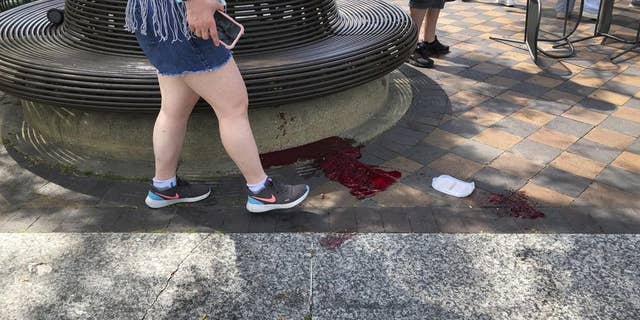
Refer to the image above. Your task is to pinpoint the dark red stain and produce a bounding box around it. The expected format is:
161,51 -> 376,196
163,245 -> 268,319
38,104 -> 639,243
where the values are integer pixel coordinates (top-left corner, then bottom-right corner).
320,148 -> 401,199
275,113 -> 287,139
260,136 -> 401,199
488,191 -> 545,219
260,136 -> 352,167
319,233 -> 355,251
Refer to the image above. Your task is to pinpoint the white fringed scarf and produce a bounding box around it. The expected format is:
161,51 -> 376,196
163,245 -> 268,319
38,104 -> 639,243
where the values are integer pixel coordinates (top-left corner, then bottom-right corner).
125,0 -> 226,42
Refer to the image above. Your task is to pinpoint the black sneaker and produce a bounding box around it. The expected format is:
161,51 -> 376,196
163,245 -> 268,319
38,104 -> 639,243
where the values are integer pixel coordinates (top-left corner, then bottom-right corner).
246,178 -> 309,213
145,177 -> 211,209
433,36 -> 450,53
419,36 -> 450,57
407,52 -> 434,68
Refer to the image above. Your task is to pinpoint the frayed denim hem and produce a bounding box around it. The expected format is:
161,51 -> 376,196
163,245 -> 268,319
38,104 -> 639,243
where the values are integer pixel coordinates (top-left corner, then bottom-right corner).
155,51 -> 233,77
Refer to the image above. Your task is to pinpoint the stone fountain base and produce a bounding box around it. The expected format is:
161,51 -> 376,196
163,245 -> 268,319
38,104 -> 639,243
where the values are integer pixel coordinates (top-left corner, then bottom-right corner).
2,71 -> 412,179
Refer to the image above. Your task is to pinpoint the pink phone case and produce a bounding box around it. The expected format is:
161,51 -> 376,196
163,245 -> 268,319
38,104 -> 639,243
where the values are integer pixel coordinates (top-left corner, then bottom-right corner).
216,10 -> 244,50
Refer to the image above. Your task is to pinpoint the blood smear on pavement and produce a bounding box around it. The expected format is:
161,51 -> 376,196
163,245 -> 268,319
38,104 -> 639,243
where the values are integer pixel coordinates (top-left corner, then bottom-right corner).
260,136 -> 401,199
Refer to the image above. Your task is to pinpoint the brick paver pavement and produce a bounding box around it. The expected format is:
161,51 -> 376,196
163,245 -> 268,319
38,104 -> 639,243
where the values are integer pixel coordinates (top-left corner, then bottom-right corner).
1,0 -> 639,233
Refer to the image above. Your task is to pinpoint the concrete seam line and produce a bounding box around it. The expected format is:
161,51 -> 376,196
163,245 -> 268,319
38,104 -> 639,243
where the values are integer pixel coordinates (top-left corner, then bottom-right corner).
25,215 -> 41,231
308,241 -> 316,319
140,234 -> 212,320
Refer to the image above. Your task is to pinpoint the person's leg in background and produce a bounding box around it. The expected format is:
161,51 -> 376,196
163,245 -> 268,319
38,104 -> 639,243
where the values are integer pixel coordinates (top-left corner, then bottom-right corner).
556,0 -> 600,20
583,0 -> 601,19
408,3 -> 435,68
407,0 -> 449,68
497,0 -> 515,8
423,8 -> 440,43
421,7 -> 450,56
409,5 -> 427,35
555,0 -> 575,19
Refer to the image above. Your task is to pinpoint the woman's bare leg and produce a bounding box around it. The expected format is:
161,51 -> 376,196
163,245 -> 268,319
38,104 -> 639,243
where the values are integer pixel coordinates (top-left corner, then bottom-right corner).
153,75 -> 201,180
182,58 -> 267,184
410,7 -> 427,41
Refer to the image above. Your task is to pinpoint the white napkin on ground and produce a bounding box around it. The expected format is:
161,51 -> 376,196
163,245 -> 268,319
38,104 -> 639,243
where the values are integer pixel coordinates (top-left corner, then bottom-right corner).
431,175 -> 475,198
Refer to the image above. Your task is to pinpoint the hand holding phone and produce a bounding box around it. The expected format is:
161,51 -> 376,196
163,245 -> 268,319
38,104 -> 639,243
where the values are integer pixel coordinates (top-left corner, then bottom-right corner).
213,10 -> 244,49
184,0 -> 226,46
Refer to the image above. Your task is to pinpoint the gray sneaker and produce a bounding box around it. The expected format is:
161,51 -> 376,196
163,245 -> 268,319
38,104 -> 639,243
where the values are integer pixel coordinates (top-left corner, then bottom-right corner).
145,177 -> 211,209
246,178 -> 309,213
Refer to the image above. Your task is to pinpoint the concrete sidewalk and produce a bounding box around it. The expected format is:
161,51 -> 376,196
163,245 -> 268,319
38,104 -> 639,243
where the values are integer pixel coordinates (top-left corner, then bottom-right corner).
2,233 -> 639,319
2,1 -> 640,318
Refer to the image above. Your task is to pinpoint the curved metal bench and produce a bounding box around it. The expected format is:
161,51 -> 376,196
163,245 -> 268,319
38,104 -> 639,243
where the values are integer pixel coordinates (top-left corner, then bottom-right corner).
0,0 -> 416,111
0,0 -> 33,12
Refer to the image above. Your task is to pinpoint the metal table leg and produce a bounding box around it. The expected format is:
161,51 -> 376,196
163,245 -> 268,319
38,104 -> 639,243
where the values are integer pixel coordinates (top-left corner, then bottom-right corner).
609,23 -> 640,61
553,0 -> 636,48
490,0 -> 542,62
490,0 -> 579,63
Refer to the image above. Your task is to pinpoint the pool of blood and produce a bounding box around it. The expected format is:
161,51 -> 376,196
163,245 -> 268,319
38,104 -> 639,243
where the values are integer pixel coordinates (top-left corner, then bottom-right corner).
260,137 -> 401,199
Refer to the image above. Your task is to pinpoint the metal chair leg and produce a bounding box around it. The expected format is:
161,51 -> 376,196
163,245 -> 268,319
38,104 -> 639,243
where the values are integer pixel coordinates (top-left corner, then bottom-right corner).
610,24 -> 640,62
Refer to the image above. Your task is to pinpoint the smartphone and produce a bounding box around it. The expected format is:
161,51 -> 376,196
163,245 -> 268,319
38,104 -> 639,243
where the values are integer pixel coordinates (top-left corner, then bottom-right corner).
214,10 -> 244,49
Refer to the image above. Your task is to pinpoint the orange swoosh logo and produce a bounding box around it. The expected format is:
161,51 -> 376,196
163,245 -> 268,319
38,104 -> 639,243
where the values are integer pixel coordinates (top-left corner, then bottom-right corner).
252,194 -> 276,203
157,192 -> 180,200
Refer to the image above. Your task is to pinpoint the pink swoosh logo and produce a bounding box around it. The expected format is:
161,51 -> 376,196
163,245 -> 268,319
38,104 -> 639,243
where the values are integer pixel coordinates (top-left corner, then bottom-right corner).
252,194 -> 276,203
157,192 -> 180,200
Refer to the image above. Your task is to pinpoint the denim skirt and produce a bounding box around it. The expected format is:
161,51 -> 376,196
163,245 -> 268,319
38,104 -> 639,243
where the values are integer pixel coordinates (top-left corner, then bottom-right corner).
126,0 -> 232,77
